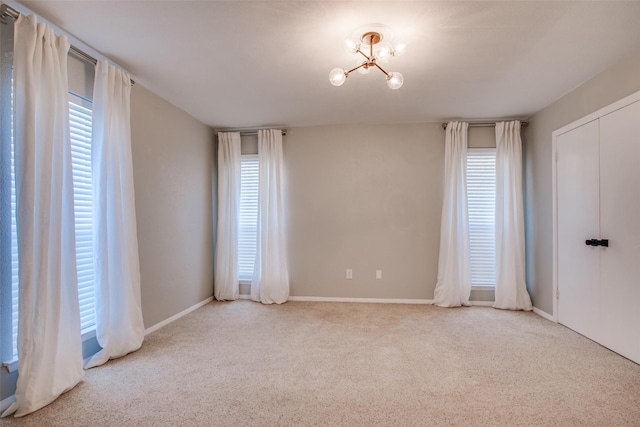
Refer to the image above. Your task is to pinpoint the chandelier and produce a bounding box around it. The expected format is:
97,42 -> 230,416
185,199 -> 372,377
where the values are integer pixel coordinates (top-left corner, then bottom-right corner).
329,24 -> 406,90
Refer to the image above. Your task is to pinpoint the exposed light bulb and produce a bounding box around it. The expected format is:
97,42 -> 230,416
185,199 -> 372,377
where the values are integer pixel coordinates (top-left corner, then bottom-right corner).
358,63 -> 370,74
342,39 -> 360,53
374,42 -> 393,63
386,72 -> 404,90
393,43 -> 407,56
329,68 -> 347,86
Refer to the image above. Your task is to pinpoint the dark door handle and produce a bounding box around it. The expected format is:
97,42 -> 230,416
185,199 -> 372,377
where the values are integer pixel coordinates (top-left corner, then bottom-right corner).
585,239 -> 609,247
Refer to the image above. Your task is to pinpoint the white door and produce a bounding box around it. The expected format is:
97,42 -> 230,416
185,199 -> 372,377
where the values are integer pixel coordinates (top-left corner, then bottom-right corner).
598,100 -> 640,363
556,120 -> 601,341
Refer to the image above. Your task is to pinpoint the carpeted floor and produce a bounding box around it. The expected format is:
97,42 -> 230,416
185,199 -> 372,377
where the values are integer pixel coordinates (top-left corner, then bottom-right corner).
3,300 -> 640,426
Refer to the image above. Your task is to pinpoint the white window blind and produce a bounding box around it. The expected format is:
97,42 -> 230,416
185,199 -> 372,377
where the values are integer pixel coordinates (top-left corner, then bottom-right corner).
238,155 -> 259,281
9,84 -> 19,361
466,148 -> 496,287
69,99 -> 96,333
9,98 -> 96,361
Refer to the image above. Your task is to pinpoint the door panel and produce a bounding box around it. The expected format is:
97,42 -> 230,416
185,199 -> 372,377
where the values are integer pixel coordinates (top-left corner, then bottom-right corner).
598,101 -> 640,363
556,120 -> 601,341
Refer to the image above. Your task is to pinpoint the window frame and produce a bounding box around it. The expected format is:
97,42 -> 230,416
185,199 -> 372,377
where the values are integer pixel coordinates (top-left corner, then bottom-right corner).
466,147 -> 497,289
2,70 -> 98,371
69,94 -> 97,335
0,14 -> 16,371
238,154 -> 259,284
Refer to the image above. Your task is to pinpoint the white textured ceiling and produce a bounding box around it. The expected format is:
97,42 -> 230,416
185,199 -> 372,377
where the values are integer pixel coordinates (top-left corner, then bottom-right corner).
15,1 -> 640,129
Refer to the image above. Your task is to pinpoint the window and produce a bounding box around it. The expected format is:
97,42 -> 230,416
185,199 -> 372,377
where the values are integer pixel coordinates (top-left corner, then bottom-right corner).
466,148 -> 496,287
9,82 -> 18,361
7,95 -> 96,362
69,97 -> 96,333
238,155 -> 259,281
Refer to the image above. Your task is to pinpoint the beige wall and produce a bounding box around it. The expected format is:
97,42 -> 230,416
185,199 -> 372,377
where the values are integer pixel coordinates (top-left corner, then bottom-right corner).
525,46 -> 640,314
236,124 -> 496,302
468,126 -> 496,149
130,85 -> 215,328
1,84 -> 215,400
284,123 -> 445,300
68,54 -> 94,101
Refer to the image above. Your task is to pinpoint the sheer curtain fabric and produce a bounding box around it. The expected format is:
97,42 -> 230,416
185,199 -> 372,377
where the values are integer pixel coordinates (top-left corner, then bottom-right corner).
3,15 -> 84,417
251,129 -> 289,304
494,121 -> 532,311
84,61 -> 145,369
214,132 -> 241,301
433,121 -> 472,307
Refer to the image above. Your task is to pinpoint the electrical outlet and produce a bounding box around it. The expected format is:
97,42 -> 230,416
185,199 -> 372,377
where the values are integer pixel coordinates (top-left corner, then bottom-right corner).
346,269 -> 353,279
376,270 -> 382,279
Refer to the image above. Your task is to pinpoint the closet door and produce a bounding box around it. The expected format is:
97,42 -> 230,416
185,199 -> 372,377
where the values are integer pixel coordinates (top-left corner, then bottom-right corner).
556,120 -> 601,341
598,100 -> 640,363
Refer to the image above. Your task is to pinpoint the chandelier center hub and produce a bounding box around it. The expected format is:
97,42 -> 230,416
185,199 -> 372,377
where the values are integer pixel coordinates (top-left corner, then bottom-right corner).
361,32 -> 382,46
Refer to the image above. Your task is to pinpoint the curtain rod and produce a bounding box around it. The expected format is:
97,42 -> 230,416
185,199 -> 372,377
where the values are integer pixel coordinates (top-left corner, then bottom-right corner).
441,121 -> 528,129
218,129 -> 287,137
1,3 -> 135,85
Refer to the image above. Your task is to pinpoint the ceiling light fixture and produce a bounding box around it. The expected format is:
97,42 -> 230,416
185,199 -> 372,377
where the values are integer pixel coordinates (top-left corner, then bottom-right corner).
329,24 -> 405,90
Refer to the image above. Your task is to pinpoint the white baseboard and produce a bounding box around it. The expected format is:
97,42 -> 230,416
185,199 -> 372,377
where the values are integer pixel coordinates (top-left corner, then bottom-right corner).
235,294 -> 520,310
533,307 -> 555,322
288,295 -> 501,306
1,395 -> 16,414
145,296 -> 213,335
288,296 -> 435,304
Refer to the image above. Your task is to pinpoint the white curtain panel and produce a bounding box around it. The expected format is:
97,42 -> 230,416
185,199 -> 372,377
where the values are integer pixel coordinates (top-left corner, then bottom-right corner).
251,129 -> 289,304
494,121 -> 532,311
3,15 -> 84,417
214,132 -> 241,301
84,61 -> 145,369
433,122 -> 472,307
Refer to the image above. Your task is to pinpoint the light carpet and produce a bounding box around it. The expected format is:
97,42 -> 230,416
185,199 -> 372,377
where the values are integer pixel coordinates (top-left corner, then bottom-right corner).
3,300 -> 640,426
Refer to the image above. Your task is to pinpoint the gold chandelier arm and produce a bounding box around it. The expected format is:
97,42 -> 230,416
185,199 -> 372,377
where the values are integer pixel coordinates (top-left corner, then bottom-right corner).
346,63 -> 367,75
374,62 -> 391,78
356,49 -> 370,61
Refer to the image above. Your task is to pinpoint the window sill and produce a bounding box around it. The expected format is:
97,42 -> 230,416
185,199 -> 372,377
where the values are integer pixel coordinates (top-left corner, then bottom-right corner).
81,328 -> 96,341
3,328 -> 96,373
472,285 -> 495,291
2,358 -> 18,373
